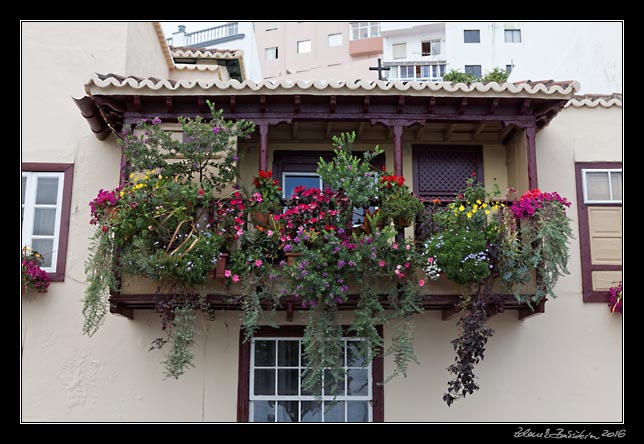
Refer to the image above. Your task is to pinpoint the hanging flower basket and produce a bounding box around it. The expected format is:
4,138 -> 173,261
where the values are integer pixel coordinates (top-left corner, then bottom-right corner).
285,252 -> 303,266
393,215 -> 412,229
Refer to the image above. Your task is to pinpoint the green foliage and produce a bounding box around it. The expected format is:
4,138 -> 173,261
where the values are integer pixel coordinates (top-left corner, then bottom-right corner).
443,69 -> 477,84
82,229 -> 117,337
480,67 -> 510,83
163,305 -> 197,379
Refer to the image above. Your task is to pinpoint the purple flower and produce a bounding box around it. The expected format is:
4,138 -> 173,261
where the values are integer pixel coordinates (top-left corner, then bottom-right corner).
151,117 -> 162,125
212,126 -> 221,134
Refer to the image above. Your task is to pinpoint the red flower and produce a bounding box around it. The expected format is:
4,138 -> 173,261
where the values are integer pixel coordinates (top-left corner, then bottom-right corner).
197,189 -> 205,196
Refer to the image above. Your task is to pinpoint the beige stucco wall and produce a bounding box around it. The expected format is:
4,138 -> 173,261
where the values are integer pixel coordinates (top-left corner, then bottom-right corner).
125,22 -> 170,79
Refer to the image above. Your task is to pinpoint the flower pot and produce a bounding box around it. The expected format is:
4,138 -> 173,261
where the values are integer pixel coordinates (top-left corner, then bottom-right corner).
214,253 -> 230,278
105,206 -> 119,221
285,252 -> 302,266
251,211 -> 271,227
393,216 -> 412,229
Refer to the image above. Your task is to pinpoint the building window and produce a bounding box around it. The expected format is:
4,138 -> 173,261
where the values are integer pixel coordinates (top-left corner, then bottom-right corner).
350,22 -> 380,40
265,47 -> 278,60
328,33 -> 343,47
282,173 -> 322,198
504,29 -> 521,43
297,40 -> 312,54
582,169 -> 622,204
506,64 -> 514,73
421,40 -> 441,56
464,65 -> 482,78
575,163 -> 622,302
439,63 -> 446,77
392,43 -> 406,60
419,65 -> 430,79
399,65 -> 415,79
412,146 -> 483,199
21,163 -> 74,281
464,29 -> 480,43
237,325 -> 384,422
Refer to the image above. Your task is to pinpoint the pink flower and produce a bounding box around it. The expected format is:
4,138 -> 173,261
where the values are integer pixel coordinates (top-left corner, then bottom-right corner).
404,262 -> 410,269
418,279 -> 425,287
428,257 -> 434,264
232,274 -> 240,283
392,243 -> 399,250
405,244 -> 411,251
255,259 -> 263,267
224,270 -> 232,278
267,230 -> 274,237
213,126 -> 221,134
378,260 -> 385,267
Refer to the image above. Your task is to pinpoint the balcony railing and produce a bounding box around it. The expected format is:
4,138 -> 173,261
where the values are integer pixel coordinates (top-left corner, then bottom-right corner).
167,22 -> 240,47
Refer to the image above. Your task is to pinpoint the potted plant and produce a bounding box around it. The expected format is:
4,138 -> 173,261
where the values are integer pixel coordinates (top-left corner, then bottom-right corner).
21,246 -> 50,295
378,172 -> 424,229
608,282 -> 622,314
248,170 -> 282,227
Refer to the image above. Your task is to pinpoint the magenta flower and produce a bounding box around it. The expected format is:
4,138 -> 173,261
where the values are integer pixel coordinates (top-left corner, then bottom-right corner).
255,259 -> 263,267
418,279 -> 425,287
224,270 -> 232,278
232,274 -> 240,283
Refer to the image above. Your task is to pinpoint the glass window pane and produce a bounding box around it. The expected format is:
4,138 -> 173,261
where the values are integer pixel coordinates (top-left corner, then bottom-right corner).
36,177 -> 59,205
283,174 -> 321,198
352,28 -> 359,40
278,340 -> 299,366
251,401 -> 275,422
31,239 -> 54,268
276,401 -> 298,422
301,401 -> 322,422
370,23 -> 379,37
22,176 -> 27,204
254,340 -> 275,366
277,369 -> 299,395
324,401 -> 345,422
586,172 -> 611,201
347,401 -> 369,422
301,372 -> 322,396
324,369 -> 345,396
33,208 -> 57,236
432,41 -> 441,55
254,369 -> 275,395
610,172 -> 622,201
347,369 -> 369,396
347,341 -> 367,367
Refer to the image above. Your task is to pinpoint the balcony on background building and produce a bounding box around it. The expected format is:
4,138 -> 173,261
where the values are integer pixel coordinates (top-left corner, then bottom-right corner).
167,22 -> 243,48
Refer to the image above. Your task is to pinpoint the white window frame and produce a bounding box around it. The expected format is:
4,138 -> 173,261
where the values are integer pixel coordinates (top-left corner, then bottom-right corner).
582,169 -> 623,204
504,29 -> 521,43
249,337 -> 373,423
264,46 -> 278,60
297,40 -> 312,54
392,42 -> 407,60
22,171 -> 65,272
281,172 -> 323,198
350,22 -> 380,40
328,33 -> 343,47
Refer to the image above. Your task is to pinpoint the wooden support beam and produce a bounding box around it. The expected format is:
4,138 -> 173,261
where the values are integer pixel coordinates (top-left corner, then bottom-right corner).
472,122 -> 486,141
133,96 -> 142,113
387,126 -> 394,141
415,124 -> 426,141
489,98 -> 499,115
393,126 -> 403,176
259,124 -> 269,171
526,126 -> 538,188
259,95 -> 266,113
329,96 -> 337,113
110,304 -> 133,320
229,96 -> 236,113
427,97 -> 436,113
292,122 -> 300,139
363,96 -> 370,113
518,298 -> 546,320
294,95 -> 301,113
458,97 -> 468,114
397,96 -> 405,113
519,98 -> 531,115
444,123 -> 456,141
500,125 -> 515,145
165,97 -> 174,113
441,305 -> 461,321
197,97 -> 206,114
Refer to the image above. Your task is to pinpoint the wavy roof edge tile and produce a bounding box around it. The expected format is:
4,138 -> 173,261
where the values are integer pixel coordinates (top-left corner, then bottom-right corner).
85,74 -> 581,99
565,93 -> 623,108
170,47 -> 244,59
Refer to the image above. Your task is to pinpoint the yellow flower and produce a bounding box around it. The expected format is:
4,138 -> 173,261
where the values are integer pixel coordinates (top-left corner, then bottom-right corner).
473,204 -> 479,210
129,173 -> 134,179
481,203 -> 487,208
485,209 -> 490,215
492,204 -> 499,210
472,208 -> 477,214
476,199 -> 482,205
466,212 -> 473,218
501,203 -> 506,208
158,174 -> 163,179
459,205 -> 465,212
119,191 -> 125,197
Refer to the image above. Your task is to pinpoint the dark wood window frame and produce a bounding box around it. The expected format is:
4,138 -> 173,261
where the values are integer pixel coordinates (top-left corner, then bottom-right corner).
21,162 -> 74,282
574,162 -> 622,302
412,145 -> 484,200
237,325 -> 384,422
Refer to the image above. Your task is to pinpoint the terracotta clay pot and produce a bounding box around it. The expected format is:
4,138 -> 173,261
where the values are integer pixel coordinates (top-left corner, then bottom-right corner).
285,252 -> 302,266
250,211 -> 271,227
